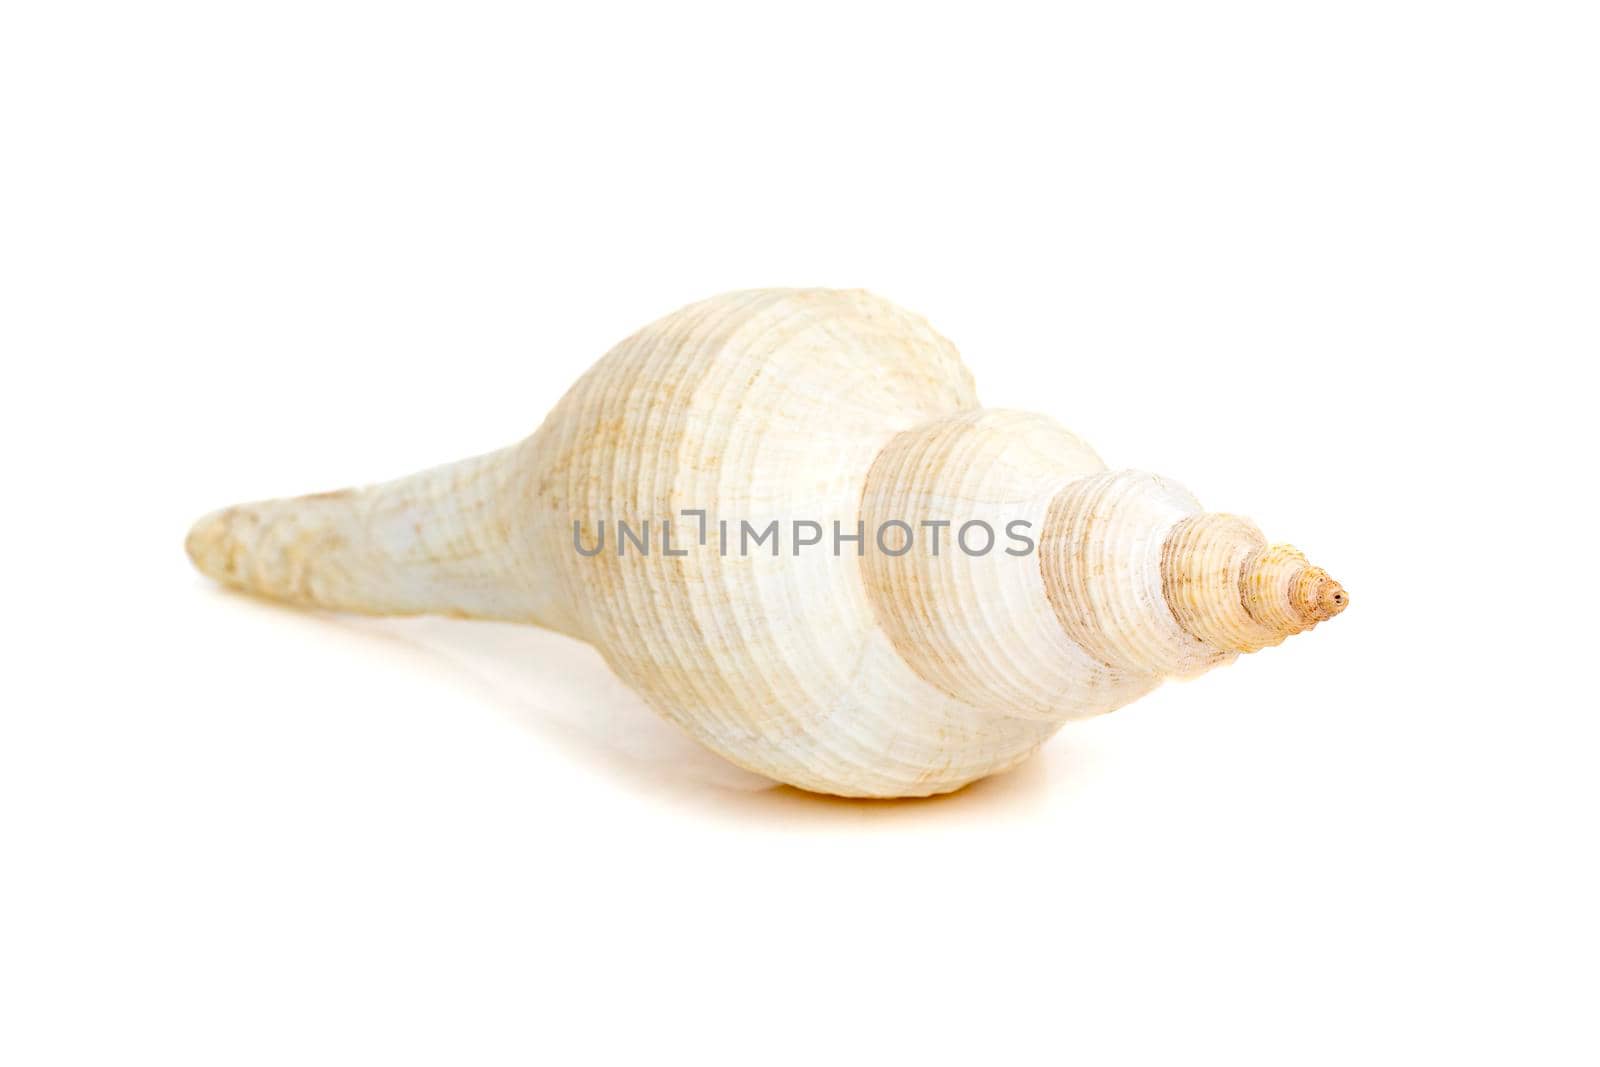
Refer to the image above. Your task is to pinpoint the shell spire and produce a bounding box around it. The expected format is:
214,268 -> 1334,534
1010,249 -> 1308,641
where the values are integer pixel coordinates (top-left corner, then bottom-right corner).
1162,514 -> 1347,654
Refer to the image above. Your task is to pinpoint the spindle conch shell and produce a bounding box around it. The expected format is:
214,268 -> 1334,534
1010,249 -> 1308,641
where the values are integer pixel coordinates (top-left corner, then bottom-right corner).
188,289 -> 1347,797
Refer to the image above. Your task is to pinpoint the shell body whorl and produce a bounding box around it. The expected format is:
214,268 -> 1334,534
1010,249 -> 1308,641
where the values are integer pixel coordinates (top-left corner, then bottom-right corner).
187,288 -> 1346,797
521,290 -> 1054,796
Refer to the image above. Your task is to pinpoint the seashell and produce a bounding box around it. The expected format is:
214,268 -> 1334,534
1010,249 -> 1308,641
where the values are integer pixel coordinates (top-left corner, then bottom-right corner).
187,289 -> 1347,797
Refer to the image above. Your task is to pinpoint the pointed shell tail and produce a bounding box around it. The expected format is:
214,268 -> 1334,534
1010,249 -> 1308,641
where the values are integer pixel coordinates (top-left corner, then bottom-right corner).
184,446 -> 574,629
1162,513 -> 1347,654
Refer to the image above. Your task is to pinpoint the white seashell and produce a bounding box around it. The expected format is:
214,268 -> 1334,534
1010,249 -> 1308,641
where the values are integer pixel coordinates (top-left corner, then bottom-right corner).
188,289 -> 1346,797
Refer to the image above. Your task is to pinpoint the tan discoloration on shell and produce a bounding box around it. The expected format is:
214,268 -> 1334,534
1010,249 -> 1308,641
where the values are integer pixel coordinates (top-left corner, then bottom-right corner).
1161,515 -> 1349,654
187,288 -> 1346,797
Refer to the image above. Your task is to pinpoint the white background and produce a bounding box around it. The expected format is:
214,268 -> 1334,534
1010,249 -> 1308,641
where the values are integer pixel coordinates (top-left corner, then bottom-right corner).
3,2 -> 1596,1064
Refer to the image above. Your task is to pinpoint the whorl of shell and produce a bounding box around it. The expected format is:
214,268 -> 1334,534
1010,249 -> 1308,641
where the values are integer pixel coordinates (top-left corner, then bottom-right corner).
186,289 -> 1345,798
